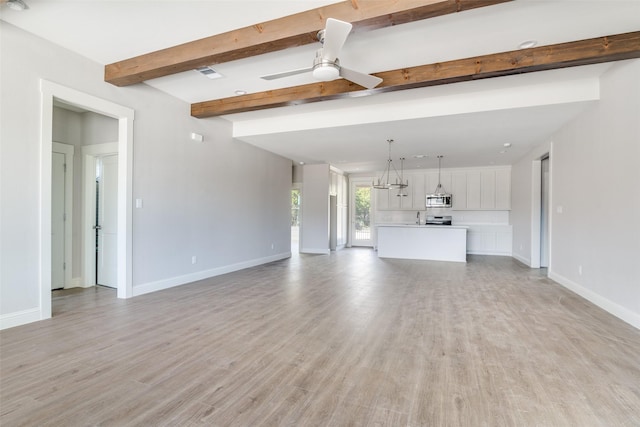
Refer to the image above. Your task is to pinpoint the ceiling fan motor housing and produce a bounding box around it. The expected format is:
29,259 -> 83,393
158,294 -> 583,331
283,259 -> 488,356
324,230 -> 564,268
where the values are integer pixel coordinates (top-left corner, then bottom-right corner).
312,49 -> 340,81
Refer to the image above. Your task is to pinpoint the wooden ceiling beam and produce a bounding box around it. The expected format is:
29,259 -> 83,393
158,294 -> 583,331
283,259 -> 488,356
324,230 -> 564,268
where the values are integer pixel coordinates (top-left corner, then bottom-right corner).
104,0 -> 511,86
191,31 -> 640,118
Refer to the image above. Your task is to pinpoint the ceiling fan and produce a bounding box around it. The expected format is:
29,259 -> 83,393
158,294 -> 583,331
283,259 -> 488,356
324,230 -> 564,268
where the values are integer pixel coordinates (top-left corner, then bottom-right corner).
4,0 -> 30,10
260,18 -> 383,89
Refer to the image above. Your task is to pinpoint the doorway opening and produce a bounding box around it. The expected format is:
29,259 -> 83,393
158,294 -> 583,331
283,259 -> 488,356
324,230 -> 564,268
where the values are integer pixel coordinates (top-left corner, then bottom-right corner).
540,155 -> 550,268
291,187 -> 301,253
40,80 -> 134,321
350,182 -> 373,247
530,152 -> 551,270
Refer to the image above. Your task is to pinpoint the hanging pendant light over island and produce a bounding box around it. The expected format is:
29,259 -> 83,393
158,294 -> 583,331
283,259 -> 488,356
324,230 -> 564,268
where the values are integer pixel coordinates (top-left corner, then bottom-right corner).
373,139 -> 408,190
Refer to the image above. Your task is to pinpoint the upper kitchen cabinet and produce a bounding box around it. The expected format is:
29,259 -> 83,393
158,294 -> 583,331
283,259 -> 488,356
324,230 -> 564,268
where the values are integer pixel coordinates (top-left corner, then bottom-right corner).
378,172 -> 425,211
451,171 -> 467,210
494,168 -> 511,210
373,166 -> 510,211
409,173 -> 426,210
451,166 -> 511,211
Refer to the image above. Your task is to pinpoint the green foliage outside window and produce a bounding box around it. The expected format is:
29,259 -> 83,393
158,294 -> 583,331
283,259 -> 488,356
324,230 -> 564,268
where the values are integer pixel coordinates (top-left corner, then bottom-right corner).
291,189 -> 301,226
355,187 -> 370,230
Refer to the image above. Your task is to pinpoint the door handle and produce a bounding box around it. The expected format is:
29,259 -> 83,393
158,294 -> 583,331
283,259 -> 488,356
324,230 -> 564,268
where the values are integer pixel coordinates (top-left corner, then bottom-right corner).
93,225 -> 102,230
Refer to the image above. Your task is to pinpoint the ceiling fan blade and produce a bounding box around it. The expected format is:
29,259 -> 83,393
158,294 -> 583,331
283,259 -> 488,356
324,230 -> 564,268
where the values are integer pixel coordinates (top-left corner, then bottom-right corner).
260,67 -> 313,81
322,18 -> 352,62
340,67 -> 383,89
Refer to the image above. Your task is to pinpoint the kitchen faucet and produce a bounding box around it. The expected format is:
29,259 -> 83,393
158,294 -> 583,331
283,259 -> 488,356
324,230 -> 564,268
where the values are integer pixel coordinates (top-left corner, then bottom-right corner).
416,211 -> 421,225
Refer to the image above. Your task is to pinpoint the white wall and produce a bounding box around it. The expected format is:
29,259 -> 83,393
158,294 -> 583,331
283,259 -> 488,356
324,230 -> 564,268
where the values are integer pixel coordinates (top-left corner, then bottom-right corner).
0,23 -> 292,327
550,59 -> 639,328
511,59 -> 640,328
511,141 -> 551,266
300,164 -> 330,254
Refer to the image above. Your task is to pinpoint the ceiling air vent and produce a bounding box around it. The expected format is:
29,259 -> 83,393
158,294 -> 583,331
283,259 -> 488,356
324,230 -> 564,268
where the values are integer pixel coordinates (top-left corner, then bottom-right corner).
195,66 -> 224,79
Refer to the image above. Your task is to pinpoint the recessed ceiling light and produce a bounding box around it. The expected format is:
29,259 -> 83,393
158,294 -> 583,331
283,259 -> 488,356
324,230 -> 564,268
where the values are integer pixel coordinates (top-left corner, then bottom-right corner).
413,154 -> 427,159
299,161 -> 305,165
518,40 -> 538,49
234,90 -> 247,95
503,143 -> 512,147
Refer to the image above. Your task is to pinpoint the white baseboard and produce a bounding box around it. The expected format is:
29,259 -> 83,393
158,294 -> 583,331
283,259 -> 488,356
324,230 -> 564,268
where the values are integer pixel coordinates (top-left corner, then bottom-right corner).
0,307 -> 42,330
300,248 -> 330,254
66,277 -> 92,289
512,253 -> 531,267
467,250 -> 513,256
133,252 -> 291,297
549,271 -> 640,330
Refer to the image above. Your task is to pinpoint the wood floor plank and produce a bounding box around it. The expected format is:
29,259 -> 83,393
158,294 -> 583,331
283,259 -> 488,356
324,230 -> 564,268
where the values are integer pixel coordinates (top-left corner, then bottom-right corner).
1,251 -> 640,426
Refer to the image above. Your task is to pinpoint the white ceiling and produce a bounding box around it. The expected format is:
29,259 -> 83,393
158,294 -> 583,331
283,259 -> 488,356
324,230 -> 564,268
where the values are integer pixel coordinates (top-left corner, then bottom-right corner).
2,0 -> 639,172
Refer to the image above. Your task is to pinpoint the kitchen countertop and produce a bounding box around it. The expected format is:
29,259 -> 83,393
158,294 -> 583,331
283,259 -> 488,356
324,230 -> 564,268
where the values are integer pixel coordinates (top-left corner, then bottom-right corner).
376,223 -> 469,229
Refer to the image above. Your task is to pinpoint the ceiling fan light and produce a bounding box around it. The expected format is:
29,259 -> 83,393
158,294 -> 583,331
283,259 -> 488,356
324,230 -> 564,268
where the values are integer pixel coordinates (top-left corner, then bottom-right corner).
7,0 -> 29,10
312,65 -> 340,81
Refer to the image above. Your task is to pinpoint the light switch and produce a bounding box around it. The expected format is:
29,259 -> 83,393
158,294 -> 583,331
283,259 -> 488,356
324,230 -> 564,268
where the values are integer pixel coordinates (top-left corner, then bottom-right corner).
190,132 -> 203,142
136,198 -> 143,208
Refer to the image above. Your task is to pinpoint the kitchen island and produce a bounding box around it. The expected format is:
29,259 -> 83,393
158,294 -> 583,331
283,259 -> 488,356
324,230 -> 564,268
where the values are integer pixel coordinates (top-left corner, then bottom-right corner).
376,224 -> 468,262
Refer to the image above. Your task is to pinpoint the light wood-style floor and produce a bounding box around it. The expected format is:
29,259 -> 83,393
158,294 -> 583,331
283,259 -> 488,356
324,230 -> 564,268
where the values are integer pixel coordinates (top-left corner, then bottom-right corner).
1,250 -> 639,426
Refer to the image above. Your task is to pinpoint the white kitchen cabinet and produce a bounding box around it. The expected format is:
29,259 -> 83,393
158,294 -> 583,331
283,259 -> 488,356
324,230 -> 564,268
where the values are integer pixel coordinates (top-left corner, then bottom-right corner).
480,170 -> 496,209
451,167 -> 511,211
495,168 -> 511,210
389,186 -> 403,210
375,166 -> 510,212
375,187 -> 390,210
451,171 -> 467,210
466,225 -> 512,255
410,173 -> 426,210
466,171 -> 481,209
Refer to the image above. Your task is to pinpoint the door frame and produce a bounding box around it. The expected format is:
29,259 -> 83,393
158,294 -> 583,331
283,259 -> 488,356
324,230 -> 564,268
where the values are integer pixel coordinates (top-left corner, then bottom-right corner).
52,142 -> 74,289
291,183 -> 302,252
348,177 -> 375,247
40,80 -> 134,320
530,150 -> 553,271
82,143 -> 118,288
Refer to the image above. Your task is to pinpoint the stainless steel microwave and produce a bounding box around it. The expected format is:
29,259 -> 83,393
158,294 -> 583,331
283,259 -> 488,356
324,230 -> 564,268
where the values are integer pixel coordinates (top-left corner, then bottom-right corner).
426,193 -> 452,208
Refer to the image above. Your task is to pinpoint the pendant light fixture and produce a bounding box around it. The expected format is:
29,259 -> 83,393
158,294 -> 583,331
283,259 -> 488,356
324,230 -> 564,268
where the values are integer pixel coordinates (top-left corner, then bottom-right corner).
433,155 -> 448,195
426,155 -> 453,208
396,158 -> 409,197
373,139 -> 408,190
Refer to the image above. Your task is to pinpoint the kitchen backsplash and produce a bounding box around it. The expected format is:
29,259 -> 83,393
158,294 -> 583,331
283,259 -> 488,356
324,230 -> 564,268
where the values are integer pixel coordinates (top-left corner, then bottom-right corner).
375,209 -> 509,225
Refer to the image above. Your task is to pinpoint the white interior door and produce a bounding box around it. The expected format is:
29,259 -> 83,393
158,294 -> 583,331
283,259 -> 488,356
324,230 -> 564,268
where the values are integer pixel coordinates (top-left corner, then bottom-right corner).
97,154 -> 118,288
51,152 -> 66,290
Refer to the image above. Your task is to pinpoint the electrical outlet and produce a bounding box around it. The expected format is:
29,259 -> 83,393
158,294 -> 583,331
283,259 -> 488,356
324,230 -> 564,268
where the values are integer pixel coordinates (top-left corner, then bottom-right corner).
271,243 -> 274,250
578,265 -> 582,275
191,256 -> 197,265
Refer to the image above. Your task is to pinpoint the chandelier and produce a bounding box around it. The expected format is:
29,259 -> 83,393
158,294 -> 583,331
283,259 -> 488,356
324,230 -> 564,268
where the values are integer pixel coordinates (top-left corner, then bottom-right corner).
373,139 -> 408,190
